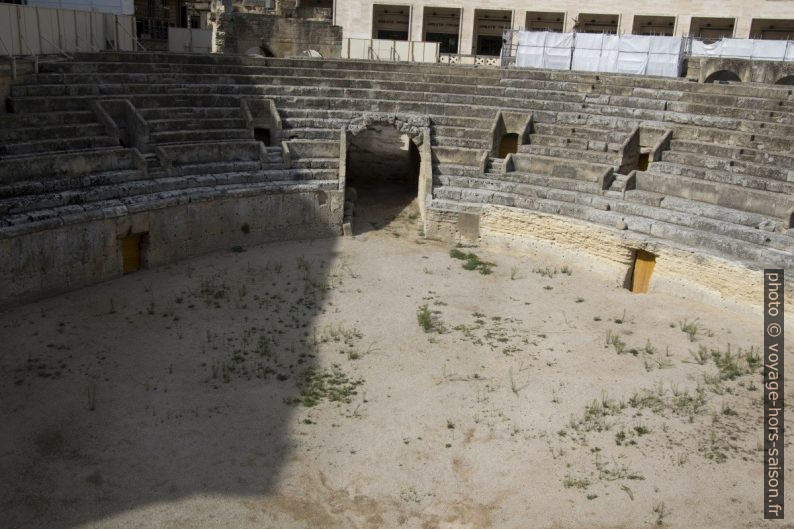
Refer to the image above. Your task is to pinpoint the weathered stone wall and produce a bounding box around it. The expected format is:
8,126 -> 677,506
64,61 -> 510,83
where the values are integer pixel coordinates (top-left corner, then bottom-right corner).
687,56 -> 794,84
216,12 -> 342,57
426,205 -> 794,314
0,189 -> 343,308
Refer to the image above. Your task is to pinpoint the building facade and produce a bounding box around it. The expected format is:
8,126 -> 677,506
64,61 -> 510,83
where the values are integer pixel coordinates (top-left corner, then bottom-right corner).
332,0 -> 794,56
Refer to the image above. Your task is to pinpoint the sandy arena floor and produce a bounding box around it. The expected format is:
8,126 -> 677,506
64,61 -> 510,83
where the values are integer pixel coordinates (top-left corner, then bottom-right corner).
1,198 -> 792,529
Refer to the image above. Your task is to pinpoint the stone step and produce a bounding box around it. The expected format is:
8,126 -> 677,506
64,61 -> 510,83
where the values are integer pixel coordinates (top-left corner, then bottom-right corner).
138,106 -> 242,121
501,68 -> 792,101
431,125 -> 490,140
273,96 -> 508,119
609,173 -> 631,192
660,151 -> 790,182
434,176 -> 610,212
669,139 -> 794,170
550,112 -> 641,133
8,83 -> 528,112
280,128 -> 340,141
529,133 -> 621,153
627,86 -> 794,112
666,124 -> 791,153
11,86 -> 735,131
38,52 -> 791,105
428,197 -> 484,214
0,110 -> 97,130
142,152 -> 160,169
8,94 -> 242,113
33,74 -> 793,129
519,144 -> 619,166
0,178 -> 341,237
429,116 -> 493,128
150,128 -> 253,144
291,158 -> 339,170
157,140 -> 265,169
0,122 -> 106,143
147,117 -> 247,133
682,92 -> 794,113
437,174 -> 792,252
431,163 -> 482,178
281,113 -> 492,133
281,116 -> 352,130
286,139 -> 339,158
0,169 -> 145,200
635,170 -> 794,220
24,69 -> 503,90
0,147 -> 138,183
665,109 -> 794,138
204,91 -> 793,148
649,161 -> 794,194
432,187 -> 792,268
167,160 -> 261,177
665,100 -> 794,127
12,76 -> 514,99
38,60 -> 503,86
532,122 -> 632,143
431,136 -> 490,149
486,157 -> 504,172
609,199 -> 793,253
0,135 -> 118,157
437,171 -> 603,197
622,190 -> 783,231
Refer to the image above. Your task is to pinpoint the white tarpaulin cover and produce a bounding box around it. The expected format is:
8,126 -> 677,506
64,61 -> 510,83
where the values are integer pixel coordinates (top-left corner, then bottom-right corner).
516,31 -> 573,70
647,36 -> 685,77
544,32 -> 574,70
518,31 -> 684,77
571,33 -> 602,72
690,38 -> 794,62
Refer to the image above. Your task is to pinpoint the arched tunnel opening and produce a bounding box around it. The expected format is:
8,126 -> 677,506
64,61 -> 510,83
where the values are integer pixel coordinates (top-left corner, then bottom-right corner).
345,126 -> 421,234
704,70 -> 742,83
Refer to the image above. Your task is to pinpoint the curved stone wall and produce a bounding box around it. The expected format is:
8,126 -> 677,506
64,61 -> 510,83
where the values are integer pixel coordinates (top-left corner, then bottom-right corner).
1,52 -> 792,308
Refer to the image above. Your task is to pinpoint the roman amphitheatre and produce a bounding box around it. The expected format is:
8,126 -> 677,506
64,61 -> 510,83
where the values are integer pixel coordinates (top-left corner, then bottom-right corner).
0,49 -> 792,529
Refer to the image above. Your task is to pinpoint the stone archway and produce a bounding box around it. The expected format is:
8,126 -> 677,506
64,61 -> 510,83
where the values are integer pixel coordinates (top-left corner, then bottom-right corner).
339,113 -> 432,234
704,70 -> 742,83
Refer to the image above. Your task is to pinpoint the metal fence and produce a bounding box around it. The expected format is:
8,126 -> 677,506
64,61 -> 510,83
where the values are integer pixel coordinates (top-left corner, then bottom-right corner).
0,3 -> 139,57
168,27 -> 213,54
341,38 -> 440,63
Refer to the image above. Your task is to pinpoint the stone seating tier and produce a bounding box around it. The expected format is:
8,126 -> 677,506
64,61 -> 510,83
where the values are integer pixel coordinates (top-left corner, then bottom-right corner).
1,52 -> 792,278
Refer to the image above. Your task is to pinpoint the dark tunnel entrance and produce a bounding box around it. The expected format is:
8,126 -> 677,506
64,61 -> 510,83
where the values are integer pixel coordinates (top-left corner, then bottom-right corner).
345,126 -> 421,234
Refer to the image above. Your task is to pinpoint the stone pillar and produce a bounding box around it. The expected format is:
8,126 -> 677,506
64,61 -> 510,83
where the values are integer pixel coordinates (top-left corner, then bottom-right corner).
676,15 -> 692,37
460,7 -> 475,55
410,4 -> 423,41
562,13 -> 574,33
514,9 -> 527,31
619,13 -> 633,36
734,16 -> 751,38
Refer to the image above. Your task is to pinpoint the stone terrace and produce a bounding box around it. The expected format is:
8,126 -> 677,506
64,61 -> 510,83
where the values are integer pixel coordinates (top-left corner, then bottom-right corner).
1,52 -> 793,304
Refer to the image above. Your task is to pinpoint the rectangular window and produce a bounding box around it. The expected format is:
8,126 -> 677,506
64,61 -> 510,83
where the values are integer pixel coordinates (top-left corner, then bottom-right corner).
425,32 -> 459,54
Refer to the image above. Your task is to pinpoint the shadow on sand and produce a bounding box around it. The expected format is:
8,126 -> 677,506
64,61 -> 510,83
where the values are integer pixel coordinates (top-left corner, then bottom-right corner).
0,233 -> 341,528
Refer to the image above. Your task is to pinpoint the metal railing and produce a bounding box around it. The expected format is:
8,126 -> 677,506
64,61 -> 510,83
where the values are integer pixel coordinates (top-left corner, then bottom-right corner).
342,38 -> 440,63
